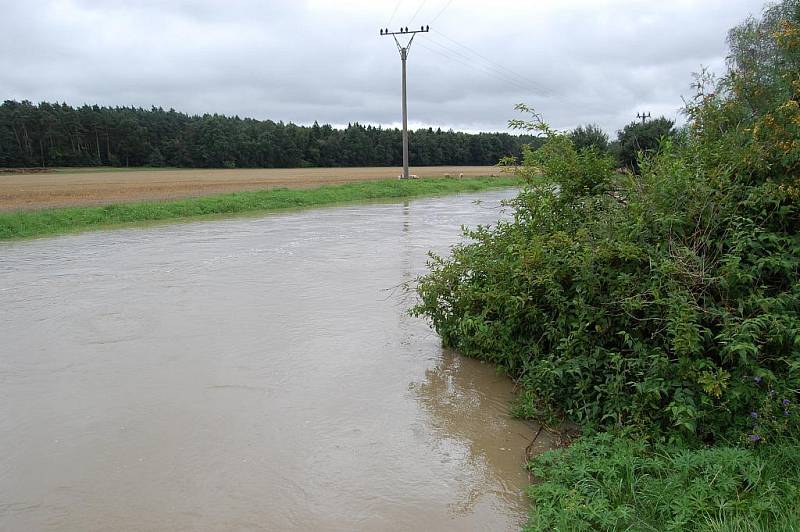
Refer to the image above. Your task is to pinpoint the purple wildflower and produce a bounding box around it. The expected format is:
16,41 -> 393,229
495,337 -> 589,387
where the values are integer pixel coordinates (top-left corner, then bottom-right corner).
751,411 -> 758,419
750,433 -> 761,442
783,399 -> 791,406
785,410 -> 791,416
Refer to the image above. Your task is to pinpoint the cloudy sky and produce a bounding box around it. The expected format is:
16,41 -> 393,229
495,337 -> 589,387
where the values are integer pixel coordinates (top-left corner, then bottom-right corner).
0,0 -> 767,134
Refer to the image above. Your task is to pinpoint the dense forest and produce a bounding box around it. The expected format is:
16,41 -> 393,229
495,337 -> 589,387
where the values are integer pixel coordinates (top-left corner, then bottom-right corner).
0,100 -> 540,169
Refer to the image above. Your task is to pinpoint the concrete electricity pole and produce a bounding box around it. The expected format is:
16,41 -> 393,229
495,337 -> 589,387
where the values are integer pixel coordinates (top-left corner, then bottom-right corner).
380,25 -> 429,179
637,112 -> 651,124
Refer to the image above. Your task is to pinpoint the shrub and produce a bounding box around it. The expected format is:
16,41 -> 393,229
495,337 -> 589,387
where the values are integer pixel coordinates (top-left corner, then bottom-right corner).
413,1 -> 800,443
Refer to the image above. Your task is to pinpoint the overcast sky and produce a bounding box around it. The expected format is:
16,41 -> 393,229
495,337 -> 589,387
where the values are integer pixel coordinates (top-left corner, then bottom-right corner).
0,0 -> 767,134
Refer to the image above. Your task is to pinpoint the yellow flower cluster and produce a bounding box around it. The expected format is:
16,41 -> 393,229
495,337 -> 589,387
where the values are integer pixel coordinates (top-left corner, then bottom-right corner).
776,20 -> 799,49
778,174 -> 800,199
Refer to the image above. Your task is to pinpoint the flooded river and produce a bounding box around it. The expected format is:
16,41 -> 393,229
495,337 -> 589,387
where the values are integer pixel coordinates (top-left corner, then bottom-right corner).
0,189 -> 551,531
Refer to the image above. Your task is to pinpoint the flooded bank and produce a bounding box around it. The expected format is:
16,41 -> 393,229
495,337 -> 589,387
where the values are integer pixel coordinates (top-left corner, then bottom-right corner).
0,189 -> 553,531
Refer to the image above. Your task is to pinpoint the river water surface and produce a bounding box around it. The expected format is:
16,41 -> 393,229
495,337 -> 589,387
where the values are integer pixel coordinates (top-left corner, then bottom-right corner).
0,189 -> 552,531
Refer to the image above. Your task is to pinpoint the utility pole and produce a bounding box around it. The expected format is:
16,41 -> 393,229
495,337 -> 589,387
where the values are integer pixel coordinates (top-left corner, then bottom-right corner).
380,25 -> 429,179
637,111 -> 651,124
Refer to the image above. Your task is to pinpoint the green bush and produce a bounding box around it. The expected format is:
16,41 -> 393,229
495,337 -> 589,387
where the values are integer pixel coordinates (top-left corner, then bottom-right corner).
413,1 -> 800,444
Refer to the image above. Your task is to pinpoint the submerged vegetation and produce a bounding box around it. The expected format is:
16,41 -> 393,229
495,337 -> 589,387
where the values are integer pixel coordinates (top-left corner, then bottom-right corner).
414,1 -> 800,529
0,176 -> 519,240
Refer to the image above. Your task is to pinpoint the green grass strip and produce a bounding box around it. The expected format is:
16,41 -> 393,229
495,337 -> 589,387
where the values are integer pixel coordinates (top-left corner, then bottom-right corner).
0,176 -> 520,240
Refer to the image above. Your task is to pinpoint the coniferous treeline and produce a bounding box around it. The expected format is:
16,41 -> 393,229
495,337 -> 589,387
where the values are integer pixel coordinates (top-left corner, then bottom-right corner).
0,100 -> 541,169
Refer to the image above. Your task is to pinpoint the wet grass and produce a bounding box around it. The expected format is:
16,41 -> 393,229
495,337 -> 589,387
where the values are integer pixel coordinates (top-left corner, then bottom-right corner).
0,176 -> 519,240
526,434 -> 800,531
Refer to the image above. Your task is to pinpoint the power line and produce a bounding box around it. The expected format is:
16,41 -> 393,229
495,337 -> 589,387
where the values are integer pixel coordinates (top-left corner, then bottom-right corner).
420,40 -> 527,92
432,28 -> 549,95
387,0 -> 403,27
424,35 -> 473,63
393,2 -> 547,96
430,0 -> 454,24
408,0 -> 429,24
416,41 -> 474,71
416,41 -> 533,94
423,36 -> 538,94
433,29 -> 546,93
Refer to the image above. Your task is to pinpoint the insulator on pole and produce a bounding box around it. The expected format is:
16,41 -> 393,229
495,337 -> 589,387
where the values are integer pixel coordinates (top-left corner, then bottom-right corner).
379,23 -> 430,180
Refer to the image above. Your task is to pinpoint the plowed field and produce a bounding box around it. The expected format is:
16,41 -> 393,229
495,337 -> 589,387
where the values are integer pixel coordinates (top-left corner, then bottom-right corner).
0,166 -> 499,211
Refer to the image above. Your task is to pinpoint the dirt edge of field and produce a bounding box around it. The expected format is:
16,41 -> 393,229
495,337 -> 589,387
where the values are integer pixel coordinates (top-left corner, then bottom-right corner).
0,166 -> 501,211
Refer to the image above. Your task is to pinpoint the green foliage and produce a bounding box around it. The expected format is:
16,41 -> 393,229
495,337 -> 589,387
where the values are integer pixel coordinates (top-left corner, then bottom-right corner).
569,123 -> 610,153
506,106 -> 617,201
726,0 -> 800,116
525,433 -> 800,531
411,3 -> 800,529
0,101 -> 542,168
614,116 -> 676,172
0,176 -> 519,240
413,1 -> 800,443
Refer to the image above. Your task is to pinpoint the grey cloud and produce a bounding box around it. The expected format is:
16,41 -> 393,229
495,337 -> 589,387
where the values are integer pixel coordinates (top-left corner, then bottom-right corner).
0,0 -> 766,135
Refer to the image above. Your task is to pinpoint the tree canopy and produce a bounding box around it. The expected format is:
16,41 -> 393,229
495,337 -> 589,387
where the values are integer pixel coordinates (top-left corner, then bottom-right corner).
569,123 -> 609,153
0,101 -> 540,169
614,117 -> 676,172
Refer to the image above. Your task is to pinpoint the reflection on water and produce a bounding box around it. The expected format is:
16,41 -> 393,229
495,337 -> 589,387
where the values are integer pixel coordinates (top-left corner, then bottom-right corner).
411,351 -> 554,523
0,188 -> 549,531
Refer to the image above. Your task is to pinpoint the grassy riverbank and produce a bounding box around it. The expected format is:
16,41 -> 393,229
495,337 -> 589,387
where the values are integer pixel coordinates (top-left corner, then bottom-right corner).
525,434 -> 800,530
0,176 -> 518,240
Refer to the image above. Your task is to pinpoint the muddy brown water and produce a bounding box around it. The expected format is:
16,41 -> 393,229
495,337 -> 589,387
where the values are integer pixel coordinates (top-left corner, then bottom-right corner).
0,189 -> 555,531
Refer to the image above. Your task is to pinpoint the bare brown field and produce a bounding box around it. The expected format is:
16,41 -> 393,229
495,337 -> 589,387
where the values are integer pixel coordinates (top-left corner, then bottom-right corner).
0,166 -> 499,211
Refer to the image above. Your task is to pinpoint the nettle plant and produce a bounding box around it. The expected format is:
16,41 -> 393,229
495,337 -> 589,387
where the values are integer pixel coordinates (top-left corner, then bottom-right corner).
414,4 -> 800,443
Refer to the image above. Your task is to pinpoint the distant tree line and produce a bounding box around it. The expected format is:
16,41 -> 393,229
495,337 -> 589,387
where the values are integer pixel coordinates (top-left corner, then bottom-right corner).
0,100 -> 542,169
